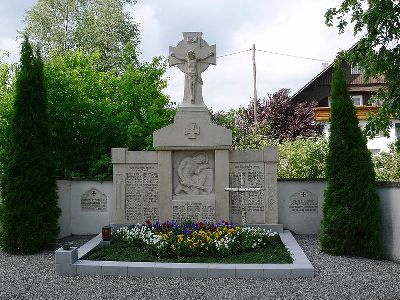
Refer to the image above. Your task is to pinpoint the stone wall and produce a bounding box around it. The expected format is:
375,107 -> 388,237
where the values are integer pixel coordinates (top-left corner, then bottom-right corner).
278,179 -> 400,262
26,178 -> 400,262
57,179 -> 112,237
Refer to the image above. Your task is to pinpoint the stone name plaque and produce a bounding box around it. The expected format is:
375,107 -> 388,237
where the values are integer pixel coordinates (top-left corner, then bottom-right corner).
81,187 -> 107,211
289,190 -> 318,214
172,198 -> 215,223
125,164 -> 160,223
229,163 -> 265,224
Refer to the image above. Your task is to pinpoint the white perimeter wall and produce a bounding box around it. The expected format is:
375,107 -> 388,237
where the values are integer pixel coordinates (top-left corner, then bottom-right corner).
57,180 -> 112,237
56,179 -> 400,262
278,180 -> 400,262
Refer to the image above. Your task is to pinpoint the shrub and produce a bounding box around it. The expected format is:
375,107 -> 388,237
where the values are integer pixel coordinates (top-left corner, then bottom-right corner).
373,143 -> 400,181
320,59 -> 383,259
1,37 -> 60,254
278,137 -> 328,179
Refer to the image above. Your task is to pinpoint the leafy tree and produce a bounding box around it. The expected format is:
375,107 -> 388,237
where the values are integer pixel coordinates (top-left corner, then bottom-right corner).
320,59 -> 383,259
0,56 -> 15,174
24,0 -> 139,71
325,1 -> 400,142
44,50 -> 174,179
211,108 -> 270,149
373,143 -> 400,181
259,89 -> 323,142
278,137 -> 328,179
1,37 -> 60,253
211,88 -> 323,147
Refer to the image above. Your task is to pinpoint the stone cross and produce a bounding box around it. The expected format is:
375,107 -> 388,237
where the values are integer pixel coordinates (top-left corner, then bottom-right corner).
185,123 -> 200,139
169,32 -> 216,106
225,173 -> 263,225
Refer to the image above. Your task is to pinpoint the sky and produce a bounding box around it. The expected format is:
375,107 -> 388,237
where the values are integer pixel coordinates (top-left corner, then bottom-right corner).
0,0 -> 358,111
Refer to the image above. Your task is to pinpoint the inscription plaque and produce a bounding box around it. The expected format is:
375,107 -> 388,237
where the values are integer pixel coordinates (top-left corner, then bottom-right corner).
172,198 -> 215,223
81,187 -> 107,211
229,163 -> 265,224
289,190 -> 318,214
125,164 -> 160,223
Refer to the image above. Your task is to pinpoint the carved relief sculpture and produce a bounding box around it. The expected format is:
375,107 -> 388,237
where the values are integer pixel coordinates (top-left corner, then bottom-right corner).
174,152 -> 213,195
170,50 -> 214,103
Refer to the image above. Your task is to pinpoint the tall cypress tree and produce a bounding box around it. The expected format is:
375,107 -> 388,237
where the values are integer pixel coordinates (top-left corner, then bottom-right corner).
1,37 -> 60,254
320,58 -> 383,259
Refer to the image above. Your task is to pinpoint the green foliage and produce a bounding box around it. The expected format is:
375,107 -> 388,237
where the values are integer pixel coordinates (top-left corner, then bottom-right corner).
211,107 -> 272,149
1,37 -> 61,254
24,0 -> 139,71
325,1 -> 400,141
44,50 -> 174,179
320,60 -> 383,259
373,143 -> 400,181
211,88 -> 323,149
278,137 -> 328,179
0,58 -> 15,174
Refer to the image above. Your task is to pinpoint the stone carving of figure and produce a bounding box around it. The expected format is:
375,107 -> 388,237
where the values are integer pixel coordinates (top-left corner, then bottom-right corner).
175,152 -> 213,195
170,50 -> 214,104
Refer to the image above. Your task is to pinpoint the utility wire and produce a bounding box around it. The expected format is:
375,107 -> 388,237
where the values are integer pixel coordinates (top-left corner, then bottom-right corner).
255,49 -> 330,62
216,49 -> 252,58
167,48 -> 331,68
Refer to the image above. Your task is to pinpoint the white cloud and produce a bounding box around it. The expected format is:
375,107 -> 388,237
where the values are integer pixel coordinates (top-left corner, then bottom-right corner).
2,0 -> 359,112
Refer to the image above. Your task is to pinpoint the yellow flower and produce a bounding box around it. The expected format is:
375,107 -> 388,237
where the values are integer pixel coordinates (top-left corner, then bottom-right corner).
177,234 -> 184,242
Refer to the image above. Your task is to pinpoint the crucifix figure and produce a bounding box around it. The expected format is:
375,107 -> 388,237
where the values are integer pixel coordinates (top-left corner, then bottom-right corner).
169,32 -> 216,106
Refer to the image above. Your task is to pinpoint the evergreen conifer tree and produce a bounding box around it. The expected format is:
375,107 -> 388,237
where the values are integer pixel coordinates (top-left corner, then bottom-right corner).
320,58 -> 383,259
1,37 -> 60,254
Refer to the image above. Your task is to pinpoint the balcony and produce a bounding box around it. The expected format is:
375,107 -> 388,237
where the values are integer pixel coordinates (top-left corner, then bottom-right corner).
314,106 -> 380,121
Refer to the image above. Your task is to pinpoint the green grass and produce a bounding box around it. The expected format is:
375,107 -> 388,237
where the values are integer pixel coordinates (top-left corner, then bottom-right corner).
82,239 -> 293,264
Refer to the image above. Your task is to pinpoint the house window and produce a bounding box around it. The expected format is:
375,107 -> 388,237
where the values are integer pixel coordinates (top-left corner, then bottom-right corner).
351,95 -> 363,106
351,64 -> 363,75
395,123 -> 400,137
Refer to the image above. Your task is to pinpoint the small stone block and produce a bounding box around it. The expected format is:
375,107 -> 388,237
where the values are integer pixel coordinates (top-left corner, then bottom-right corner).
291,265 -> 315,278
102,261 -> 128,276
55,263 -> 77,276
263,146 -> 278,162
235,264 -> 264,278
154,263 -> 181,278
263,264 -> 292,279
127,262 -> 155,277
208,264 -> 236,278
180,263 -> 208,278
55,247 -> 78,265
111,148 -> 127,163
75,261 -> 102,276
99,241 -> 111,246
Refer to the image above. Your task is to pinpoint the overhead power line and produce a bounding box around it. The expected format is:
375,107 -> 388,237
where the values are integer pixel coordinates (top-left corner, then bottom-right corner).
215,48 -> 331,63
216,49 -> 252,58
256,49 -> 330,62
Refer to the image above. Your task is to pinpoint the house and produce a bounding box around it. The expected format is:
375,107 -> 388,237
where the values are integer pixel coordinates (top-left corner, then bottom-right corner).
291,61 -> 397,153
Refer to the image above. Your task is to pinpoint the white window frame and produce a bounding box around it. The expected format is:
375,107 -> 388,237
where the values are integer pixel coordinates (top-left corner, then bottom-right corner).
351,64 -> 363,75
351,95 -> 363,107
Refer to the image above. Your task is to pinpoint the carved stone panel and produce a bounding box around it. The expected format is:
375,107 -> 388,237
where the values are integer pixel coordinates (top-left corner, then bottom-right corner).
81,187 -> 107,211
172,197 -> 215,223
125,164 -> 160,223
229,163 -> 266,224
173,151 -> 214,196
289,190 -> 318,214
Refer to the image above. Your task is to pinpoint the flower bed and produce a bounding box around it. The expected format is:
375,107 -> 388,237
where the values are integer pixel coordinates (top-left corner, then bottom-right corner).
83,221 -> 293,264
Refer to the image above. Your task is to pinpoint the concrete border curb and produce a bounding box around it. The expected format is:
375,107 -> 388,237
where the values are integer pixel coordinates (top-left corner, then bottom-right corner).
55,230 -> 314,278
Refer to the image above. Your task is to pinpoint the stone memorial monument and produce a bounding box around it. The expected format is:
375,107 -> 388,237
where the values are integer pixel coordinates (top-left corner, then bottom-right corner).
111,32 -> 281,231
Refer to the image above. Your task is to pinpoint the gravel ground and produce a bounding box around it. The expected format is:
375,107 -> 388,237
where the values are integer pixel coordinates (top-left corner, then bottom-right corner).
0,234 -> 399,300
